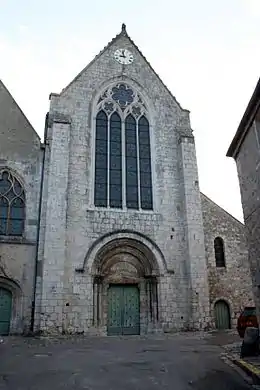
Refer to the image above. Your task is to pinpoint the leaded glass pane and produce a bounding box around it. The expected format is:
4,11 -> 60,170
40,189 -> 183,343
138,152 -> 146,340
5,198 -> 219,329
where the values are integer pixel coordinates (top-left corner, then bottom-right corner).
138,116 -> 153,210
126,143 -> 137,157
109,112 -> 122,208
0,172 -> 11,194
126,201 -> 138,209
110,155 -> 121,170
95,140 -> 107,155
13,181 -> 23,196
139,158 -> 151,173
125,114 -> 138,209
126,186 -> 138,201
110,141 -> 121,155
94,183 -> 107,207
95,153 -> 107,169
112,84 -> 134,108
95,169 -> 107,184
0,219 -> 7,235
0,198 -> 8,218
126,171 -> 137,186
9,219 -> 24,236
96,111 -> 107,141
110,185 -> 122,201
0,170 -> 25,235
110,170 -> 121,185
95,111 -> 108,207
140,172 -> 152,187
10,200 -> 24,219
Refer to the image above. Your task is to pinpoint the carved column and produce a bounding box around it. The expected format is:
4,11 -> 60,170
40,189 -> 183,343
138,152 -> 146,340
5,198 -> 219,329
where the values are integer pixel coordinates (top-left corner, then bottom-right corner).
93,276 -> 103,327
145,276 -> 158,326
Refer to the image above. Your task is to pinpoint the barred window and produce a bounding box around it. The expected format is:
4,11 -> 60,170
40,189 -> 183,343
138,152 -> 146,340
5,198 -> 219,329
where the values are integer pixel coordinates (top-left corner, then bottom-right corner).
94,83 -> 153,210
0,170 -> 25,236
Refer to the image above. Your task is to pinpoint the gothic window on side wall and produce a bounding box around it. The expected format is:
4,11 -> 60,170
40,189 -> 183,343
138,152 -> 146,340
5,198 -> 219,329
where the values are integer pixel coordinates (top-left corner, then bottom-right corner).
0,169 -> 25,236
94,83 -> 153,210
214,237 -> 226,267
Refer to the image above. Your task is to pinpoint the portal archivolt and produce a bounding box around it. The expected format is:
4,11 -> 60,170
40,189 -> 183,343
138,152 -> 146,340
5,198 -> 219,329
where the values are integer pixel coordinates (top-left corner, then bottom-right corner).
91,237 -> 160,334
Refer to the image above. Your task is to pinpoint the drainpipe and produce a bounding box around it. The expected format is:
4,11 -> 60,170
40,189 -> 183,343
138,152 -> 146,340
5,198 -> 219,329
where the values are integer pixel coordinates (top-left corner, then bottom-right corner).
30,113 -> 48,333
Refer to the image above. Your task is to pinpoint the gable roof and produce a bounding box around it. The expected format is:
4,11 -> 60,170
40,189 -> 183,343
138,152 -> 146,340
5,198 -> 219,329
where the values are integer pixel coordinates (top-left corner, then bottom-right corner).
0,79 -> 41,141
226,77 -> 260,158
57,24 -> 188,113
200,192 -> 244,226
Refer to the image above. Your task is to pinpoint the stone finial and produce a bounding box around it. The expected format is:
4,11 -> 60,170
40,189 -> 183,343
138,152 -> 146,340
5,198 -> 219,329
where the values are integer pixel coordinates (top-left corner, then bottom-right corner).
121,23 -> 126,33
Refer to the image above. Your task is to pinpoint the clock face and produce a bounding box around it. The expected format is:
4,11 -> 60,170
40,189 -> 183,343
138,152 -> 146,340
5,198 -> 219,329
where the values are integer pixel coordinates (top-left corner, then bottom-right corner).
114,49 -> 134,65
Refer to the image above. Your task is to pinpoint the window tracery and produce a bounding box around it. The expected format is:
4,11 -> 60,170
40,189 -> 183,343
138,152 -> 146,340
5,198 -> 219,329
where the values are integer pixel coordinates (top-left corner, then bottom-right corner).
0,169 -> 25,236
94,83 -> 153,210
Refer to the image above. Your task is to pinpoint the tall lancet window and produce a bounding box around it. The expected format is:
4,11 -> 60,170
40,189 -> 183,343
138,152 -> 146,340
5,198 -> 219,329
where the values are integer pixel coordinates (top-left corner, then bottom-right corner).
94,83 -> 153,210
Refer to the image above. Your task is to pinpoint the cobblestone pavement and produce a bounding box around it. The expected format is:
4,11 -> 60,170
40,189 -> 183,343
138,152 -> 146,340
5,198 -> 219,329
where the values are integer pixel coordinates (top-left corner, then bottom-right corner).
0,332 -> 251,390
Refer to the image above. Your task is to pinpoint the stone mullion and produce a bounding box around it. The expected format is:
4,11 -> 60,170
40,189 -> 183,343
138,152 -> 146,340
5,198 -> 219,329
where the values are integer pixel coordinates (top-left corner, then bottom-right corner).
136,118 -> 141,209
122,118 -> 126,209
107,115 -> 110,207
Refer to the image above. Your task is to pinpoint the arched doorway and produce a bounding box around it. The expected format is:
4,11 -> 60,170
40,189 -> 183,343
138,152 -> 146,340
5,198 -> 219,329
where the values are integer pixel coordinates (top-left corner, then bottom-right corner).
91,237 -> 160,335
214,300 -> 231,330
0,287 -> 12,335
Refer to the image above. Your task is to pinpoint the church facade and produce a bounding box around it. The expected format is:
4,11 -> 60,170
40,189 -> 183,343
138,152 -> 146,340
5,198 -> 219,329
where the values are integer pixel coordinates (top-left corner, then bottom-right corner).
0,25 -> 254,336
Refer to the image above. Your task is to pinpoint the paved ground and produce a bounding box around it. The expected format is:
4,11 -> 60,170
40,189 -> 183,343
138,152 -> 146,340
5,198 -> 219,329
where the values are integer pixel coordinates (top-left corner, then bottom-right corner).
0,332 -> 251,390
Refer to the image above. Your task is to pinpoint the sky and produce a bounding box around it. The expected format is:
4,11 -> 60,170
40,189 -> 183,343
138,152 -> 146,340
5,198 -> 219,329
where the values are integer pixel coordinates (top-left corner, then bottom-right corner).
0,0 -> 259,221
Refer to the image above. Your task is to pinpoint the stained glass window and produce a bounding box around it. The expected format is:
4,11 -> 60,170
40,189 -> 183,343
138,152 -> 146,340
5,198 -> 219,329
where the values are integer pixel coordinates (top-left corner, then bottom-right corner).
0,170 -> 25,236
125,115 -> 138,209
112,84 -> 134,109
94,83 -> 153,211
94,111 -> 108,207
109,112 -> 122,208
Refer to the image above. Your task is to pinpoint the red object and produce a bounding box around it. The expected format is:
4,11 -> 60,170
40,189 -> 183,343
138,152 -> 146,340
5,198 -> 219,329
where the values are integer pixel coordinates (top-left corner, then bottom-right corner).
237,307 -> 258,338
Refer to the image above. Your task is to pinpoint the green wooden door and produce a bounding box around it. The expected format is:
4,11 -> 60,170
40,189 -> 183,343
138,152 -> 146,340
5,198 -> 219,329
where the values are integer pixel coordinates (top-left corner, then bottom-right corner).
0,288 -> 12,335
215,300 -> 230,330
107,285 -> 140,336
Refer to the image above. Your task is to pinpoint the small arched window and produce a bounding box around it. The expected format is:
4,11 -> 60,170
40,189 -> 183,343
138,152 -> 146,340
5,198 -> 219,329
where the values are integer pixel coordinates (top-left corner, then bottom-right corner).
214,237 -> 225,267
0,170 -> 25,236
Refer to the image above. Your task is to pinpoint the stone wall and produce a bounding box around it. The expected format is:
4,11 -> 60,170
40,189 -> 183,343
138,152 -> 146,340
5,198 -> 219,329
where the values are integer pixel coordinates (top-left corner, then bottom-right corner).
201,193 -> 254,328
235,113 -> 260,324
38,30 -> 209,334
0,80 -> 42,333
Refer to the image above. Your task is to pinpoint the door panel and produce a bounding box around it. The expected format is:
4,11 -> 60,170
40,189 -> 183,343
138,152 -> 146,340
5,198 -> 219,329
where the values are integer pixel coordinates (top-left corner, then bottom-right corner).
215,300 -> 230,330
122,285 -> 140,335
107,285 -> 140,336
0,288 -> 12,335
107,285 -> 122,336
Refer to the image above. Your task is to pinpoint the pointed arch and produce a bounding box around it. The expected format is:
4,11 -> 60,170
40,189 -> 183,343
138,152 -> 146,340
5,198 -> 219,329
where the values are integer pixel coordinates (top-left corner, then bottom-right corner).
93,82 -> 153,211
0,168 -> 25,236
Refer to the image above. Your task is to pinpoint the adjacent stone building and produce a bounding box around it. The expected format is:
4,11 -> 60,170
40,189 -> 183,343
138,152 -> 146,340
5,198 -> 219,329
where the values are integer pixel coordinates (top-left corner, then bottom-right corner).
0,80 -> 42,334
0,25 -> 254,336
227,77 -> 260,323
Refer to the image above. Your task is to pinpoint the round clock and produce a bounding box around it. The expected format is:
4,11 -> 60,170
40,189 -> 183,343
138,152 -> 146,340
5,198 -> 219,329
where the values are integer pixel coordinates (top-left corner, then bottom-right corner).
114,49 -> 134,65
